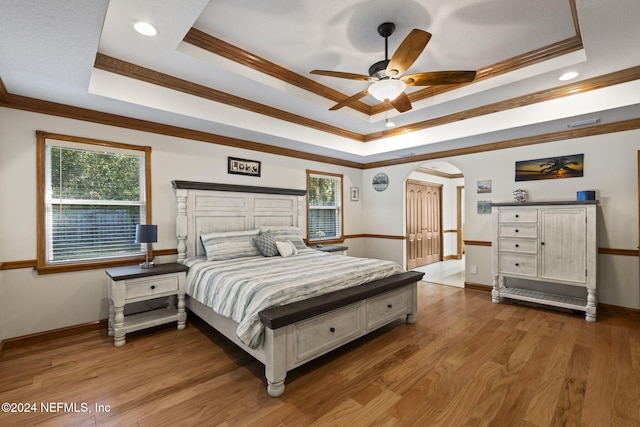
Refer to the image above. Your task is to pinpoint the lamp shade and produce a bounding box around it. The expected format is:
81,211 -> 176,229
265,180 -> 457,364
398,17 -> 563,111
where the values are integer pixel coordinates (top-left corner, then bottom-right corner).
135,224 -> 158,244
368,79 -> 406,102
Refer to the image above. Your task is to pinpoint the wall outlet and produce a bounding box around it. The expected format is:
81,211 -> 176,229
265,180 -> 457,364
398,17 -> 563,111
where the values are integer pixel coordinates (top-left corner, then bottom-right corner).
470,265 -> 478,274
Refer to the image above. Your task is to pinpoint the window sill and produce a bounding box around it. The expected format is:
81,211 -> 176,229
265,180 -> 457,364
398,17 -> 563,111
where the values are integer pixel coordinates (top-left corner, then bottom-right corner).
36,256 -> 148,275
307,238 -> 345,246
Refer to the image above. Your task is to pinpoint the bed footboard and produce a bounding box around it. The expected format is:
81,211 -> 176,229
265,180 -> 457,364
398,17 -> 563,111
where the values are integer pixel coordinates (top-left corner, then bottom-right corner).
259,270 -> 423,397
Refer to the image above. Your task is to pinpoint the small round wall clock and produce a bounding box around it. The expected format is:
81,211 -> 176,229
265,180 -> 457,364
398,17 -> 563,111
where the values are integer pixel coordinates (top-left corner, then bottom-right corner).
372,173 -> 389,192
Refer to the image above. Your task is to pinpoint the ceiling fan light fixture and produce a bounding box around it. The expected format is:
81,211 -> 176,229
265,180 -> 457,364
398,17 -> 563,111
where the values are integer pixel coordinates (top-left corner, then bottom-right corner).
368,79 -> 406,102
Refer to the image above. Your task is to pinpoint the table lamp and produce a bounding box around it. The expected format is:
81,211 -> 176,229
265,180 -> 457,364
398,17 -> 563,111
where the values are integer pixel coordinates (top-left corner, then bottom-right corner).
135,224 -> 157,268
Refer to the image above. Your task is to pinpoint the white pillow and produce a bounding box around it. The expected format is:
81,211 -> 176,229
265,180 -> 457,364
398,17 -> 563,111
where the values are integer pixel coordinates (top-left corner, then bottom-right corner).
276,240 -> 298,258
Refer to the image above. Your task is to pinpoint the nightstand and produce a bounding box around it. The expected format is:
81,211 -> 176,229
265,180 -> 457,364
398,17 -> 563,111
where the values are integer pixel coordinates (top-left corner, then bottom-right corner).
106,262 -> 189,347
313,244 -> 348,255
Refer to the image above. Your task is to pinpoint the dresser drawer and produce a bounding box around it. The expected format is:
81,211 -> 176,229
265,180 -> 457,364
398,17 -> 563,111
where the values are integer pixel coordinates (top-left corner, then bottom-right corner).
126,274 -> 180,301
498,223 -> 537,238
294,305 -> 362,363
498,209 -> 537,223
499,253 -> 538,277
498,237 -> 538,254
366,288 -> 409,330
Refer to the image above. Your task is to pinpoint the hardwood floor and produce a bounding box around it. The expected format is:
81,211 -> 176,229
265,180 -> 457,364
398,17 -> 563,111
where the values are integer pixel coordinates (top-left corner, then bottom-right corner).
1,282 -> 639,426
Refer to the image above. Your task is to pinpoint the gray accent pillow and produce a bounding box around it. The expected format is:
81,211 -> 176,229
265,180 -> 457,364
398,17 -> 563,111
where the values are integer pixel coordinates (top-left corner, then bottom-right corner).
261,226 -> 307,250
253,230 -> 279,257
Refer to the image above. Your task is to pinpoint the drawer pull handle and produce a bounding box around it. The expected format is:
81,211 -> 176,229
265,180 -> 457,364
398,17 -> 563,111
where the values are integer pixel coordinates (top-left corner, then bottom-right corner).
515,244 -> 519,248
329,327 -> 335,333
150,285 -> 156,290
515,229 -> 519,233
515,214 -> 519,218
515,263 -> 520,266
387,304 -> 393,309
541,242 -> 545,245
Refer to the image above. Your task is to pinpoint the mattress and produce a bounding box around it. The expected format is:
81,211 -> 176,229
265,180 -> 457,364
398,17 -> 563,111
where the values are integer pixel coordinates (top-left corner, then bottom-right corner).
182,249 -> 404,348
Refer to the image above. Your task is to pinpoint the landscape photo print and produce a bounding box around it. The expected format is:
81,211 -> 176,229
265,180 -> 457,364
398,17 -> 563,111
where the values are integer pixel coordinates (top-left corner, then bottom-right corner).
515,154 -> 584,181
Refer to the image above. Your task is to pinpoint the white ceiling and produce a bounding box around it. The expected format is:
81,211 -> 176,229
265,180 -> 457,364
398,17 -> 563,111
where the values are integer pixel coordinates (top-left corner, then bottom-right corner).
1,0 -> 640,164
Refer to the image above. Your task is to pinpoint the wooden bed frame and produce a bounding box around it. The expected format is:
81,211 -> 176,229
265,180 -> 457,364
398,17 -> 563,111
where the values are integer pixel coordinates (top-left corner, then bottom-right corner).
173,181 -> 423,396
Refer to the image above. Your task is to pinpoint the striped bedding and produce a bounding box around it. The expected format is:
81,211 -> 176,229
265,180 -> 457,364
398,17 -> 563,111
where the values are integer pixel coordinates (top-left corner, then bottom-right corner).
183,249 -> 405,349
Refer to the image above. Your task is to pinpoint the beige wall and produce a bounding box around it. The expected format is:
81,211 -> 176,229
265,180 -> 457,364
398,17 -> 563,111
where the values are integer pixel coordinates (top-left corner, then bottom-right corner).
364,129 -> 640,309
0,108 -> 364,340
2,105 -> 640,340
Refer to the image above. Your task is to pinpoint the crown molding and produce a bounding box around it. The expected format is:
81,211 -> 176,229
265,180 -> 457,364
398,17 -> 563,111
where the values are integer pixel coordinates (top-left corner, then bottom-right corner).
182,0 -> 582,118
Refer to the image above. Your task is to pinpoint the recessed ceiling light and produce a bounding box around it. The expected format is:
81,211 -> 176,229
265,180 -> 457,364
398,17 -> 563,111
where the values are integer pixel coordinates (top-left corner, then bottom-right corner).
133,21 -> 158,37
559,71 -> 579,81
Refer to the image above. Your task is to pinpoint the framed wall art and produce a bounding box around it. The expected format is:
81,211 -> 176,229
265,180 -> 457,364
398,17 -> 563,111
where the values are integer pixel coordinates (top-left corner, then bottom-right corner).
477,200 -> 492,214
477,180 -> 492,193
350,187 -> 359,201
515,154 -> 583,181
228,157 -> 261,177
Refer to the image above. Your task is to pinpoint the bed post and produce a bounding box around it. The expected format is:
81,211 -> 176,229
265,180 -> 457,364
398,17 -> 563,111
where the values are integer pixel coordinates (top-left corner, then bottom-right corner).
175,188 -> 188,261
296,195 -> 304,231
263,327 -> 287,397
406,282 -> 418,324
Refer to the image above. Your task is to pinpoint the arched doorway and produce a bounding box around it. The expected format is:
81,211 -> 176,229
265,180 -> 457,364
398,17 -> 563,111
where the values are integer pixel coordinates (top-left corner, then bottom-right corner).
405,161 -> 465,287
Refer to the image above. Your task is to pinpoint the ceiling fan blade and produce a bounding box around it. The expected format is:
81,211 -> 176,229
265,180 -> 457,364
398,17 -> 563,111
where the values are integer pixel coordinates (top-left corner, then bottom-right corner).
329,88 -> 370,111
386,29 -> 432,78
401,71 -> 477,86
389,91 -> 412,113
311,70 -> 373,81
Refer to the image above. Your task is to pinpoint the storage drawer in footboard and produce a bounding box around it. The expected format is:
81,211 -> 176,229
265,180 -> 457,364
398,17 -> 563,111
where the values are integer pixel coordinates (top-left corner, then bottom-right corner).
293,304 -> 362,363
365,287 -> 410,330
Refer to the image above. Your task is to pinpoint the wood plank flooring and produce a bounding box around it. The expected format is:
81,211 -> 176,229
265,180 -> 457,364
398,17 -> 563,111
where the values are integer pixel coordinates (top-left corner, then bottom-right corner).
1,282 -> 639,426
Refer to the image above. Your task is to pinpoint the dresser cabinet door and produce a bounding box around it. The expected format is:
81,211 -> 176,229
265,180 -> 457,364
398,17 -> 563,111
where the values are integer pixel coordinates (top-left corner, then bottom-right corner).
539,208 -> 587,284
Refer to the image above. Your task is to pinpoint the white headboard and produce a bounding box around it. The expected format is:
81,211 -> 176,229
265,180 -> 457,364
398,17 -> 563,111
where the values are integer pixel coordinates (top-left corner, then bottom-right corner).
173,181 -> 306,260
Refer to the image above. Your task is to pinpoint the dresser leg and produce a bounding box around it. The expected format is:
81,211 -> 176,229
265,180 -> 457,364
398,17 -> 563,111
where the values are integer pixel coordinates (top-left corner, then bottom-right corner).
585,288 -> 597,322
491,275 -> 502,303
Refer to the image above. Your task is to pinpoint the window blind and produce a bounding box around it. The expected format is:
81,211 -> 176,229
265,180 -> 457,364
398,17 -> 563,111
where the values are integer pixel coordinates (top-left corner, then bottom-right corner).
45,143 -> 146,264
308,173 -> 342,241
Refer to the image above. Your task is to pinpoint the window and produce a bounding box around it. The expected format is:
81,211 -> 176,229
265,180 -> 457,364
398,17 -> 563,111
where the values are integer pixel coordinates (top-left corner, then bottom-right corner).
307,170 -> 343,244
36,131 -> 151,273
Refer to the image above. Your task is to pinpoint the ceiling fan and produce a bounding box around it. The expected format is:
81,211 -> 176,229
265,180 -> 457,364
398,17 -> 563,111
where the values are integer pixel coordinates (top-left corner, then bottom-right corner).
311,22 -> 477,113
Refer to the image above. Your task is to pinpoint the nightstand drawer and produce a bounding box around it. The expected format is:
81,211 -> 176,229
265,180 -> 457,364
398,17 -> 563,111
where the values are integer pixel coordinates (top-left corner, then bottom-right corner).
126,274 -> 180,301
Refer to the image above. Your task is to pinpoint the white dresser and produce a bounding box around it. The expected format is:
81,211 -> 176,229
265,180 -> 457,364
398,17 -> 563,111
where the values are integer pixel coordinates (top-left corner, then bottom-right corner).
491,201 -> 598,321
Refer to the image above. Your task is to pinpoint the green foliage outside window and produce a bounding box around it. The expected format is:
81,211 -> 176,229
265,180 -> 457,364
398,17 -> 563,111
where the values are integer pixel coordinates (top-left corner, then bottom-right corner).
50,147 -> 141,200
308,176 -> 336,207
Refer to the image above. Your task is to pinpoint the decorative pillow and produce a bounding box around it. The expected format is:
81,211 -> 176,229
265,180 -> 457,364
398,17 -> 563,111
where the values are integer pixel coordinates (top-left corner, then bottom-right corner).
276,240 -> 298,258
200,229 -> 261,261
261,226 -> 307,250
252,230 -> 279,257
